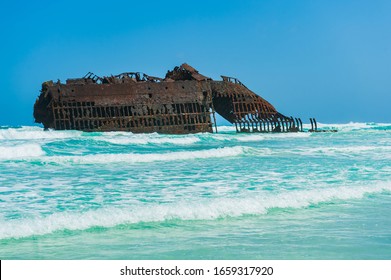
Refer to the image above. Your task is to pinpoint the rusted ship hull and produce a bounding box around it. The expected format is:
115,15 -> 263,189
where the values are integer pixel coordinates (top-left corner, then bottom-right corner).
34,64 -> 302,134
34,80 -> 214,134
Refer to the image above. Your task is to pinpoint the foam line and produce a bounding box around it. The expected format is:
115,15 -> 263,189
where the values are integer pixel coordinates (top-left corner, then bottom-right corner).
100,135 -> 200,145
0,127 -> 82,140
289,145 -> 391,157
0,144 -> 45,159
38,146 -> 247,164
1,181 -> 390,239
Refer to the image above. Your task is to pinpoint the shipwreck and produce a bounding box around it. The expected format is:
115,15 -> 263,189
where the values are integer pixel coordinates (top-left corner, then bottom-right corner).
34,63 -> 306,134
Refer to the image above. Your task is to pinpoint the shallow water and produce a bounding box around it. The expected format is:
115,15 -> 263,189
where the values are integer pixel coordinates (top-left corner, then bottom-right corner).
0,123 -> 390,259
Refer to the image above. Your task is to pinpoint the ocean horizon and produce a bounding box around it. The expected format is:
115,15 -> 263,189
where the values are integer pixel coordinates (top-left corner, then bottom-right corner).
1,122 -> 390,259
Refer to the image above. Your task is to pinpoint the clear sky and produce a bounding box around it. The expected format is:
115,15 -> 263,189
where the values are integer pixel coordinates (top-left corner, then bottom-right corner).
1,0 -> 390,126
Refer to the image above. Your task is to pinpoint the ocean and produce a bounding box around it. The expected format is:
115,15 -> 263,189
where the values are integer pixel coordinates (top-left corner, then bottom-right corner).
0,123 -> 390,259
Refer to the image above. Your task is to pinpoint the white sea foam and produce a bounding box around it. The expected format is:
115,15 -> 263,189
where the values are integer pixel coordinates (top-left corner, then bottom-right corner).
290,145 -> 391,157
310,122 -> 391,132
236,135 -> 265,142
215,125 -> 236,132
0,144 -> 45,159
1,181 -> 390,239
239,145 -> 391,158
0,126 -> 82,140
262,132 -> 311,139
38,146 -> 247,164
100,135 -> 200,145
217,122 -> 389,133
212,132 -> 310,143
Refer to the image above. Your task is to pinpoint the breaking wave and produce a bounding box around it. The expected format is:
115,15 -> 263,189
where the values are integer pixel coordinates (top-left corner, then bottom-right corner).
36,146 -> 247,164
309,122 -> 391,132
0,144 -> 45,159
285,145 -> 391,158
99,135 -> 200,145
1,181 -> 390,239
0,126 -> 82,140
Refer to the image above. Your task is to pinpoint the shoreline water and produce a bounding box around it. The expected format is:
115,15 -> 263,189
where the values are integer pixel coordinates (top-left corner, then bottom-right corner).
1,122 -> 390,259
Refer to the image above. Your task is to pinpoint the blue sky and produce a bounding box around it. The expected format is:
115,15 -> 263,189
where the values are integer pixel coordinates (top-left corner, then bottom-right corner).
1,0 -> 390,125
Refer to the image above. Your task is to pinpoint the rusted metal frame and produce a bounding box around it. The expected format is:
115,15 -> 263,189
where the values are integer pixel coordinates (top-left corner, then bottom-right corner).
256,103 -> 264,132
277,117 -> 282,132
270,115 -> 277,132
253,103 -> 263,132
194,103 -> 201,125
36,64 -> 303,134
72,102 -> 80,130
246,103 -> 257,132
266,117 -> 272,132
273,116 -> 278,132
249,102 -> 260,132
87,103 -> 93,129
76,103 -> 82,130
79,103 -> 87,130
244,103 -> 254,132
187,103 -> 194,125
258,104 -> 267,132
190,103 -> 195,125
51,102 -> 57,129
118,106 -> 124,128
277,116 -> 283,132
284,117 -> 290,132
310,118 -> 314,131
182,103 -> 190,127
56,102 -> 64,130
233,93 -> 244,132
279,116 -> 286,132
285,117 -> 290,132
209,100 -> 217,133
61,103 -> 68,129
69,103 -> 76,129
35,66 -> 270,133
82,103 -> 87,129
201,88 -> 215,133
114,102 -> 206,133
243,102 -> 251,132
293,118 -> 298,131
283,117 -> 288,132
294,118 -> 298,132
71,103 -> 77,129
235,99 -> 269,133
176,103 -> 182,125
200,101 -> 208,126
57,102 -> 63,130
288,117 -> 293,132
194,103 -> 202,126
232,100 -> 241,132
265,114 -> 272,131
76,103 -> 82,129
279,117 -> 290,132
65,103 -> 71,129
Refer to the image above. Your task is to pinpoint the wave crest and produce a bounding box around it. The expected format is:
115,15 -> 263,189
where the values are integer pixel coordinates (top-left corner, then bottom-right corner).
0,127 -> 82,140
99,135 -> 200,145
37,146 -> 247,164
0,144 -> 45,159
1,181 -> 390,239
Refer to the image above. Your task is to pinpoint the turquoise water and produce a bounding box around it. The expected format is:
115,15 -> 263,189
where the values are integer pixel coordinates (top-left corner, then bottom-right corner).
0,123 -> 390,259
